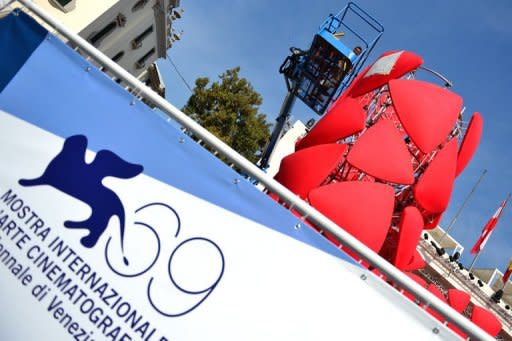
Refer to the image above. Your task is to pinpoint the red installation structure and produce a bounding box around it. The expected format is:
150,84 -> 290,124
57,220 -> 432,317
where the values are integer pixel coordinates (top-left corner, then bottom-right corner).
272,50 -> 498,337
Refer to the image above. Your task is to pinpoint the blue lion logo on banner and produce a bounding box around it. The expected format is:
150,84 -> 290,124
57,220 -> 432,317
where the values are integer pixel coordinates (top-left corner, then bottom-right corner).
19,134 -> 224,317
19,135 -> 143,264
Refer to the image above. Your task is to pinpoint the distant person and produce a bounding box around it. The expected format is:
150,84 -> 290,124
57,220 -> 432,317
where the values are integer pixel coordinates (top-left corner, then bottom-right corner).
338,46 -> 362,75
324,45 -> 363,92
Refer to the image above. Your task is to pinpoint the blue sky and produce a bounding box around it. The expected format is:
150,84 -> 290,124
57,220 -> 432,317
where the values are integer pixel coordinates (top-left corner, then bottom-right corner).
158,0 -> 512,272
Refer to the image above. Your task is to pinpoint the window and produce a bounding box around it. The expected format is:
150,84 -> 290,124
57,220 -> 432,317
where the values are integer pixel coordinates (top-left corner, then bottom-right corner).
112,51 -> 125,63
55,0 -> 72,5
131,26 -> 154,49
88,22 -> 117,47
132,0 -> 149,12
136,48 -> 155,69
87,14 -> 126,47
50,0 -> 76,13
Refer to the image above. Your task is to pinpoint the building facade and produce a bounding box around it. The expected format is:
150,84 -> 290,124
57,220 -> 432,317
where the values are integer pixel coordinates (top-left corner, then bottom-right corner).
7,0 -> 183,97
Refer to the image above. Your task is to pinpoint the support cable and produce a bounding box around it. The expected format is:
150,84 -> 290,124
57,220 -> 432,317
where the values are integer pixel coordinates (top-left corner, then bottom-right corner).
166,53 -> 193,93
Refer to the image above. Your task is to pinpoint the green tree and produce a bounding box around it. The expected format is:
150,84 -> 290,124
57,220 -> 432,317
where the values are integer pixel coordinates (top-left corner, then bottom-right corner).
182,67 -> 270,163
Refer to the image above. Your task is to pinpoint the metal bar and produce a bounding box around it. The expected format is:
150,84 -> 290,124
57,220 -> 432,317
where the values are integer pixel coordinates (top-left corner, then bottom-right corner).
347,2 -> 385,32
469,251 -> 482,272
419,66 -> 453,88
338,22 -> 368,47
259,92 -> 296,169
15,1 -> 495,340
335,2 -> 384,33
347,2 -> 384,32
439,169 -> 487,243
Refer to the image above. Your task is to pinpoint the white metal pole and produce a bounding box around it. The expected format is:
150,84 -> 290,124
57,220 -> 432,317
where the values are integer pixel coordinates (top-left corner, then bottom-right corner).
468,251 -> 482,272
439,169 -> 487,243
13,2 -> 496,340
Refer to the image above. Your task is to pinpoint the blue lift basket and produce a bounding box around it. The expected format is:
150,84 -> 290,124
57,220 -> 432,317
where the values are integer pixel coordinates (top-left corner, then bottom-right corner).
260,2 -> 383,169
279,2 -> 384,115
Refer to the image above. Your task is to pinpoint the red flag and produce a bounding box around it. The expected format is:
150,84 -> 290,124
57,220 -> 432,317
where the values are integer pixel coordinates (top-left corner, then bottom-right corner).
502,259 -> 512,284
470,196 -> 509,255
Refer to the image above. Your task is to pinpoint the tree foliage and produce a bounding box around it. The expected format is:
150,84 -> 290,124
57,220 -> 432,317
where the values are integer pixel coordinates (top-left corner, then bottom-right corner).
182,67 -> 270,163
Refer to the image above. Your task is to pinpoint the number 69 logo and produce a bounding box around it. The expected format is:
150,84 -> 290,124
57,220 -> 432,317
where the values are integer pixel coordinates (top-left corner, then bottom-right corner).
104,202 -> 225,317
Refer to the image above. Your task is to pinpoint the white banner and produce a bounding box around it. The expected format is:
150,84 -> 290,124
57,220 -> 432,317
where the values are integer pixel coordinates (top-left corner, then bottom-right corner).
0,110 -> 461,340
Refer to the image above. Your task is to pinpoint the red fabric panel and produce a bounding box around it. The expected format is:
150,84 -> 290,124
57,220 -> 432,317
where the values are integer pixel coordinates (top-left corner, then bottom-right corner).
295,96 -> 366,150
424,212 -> 443,230
308,181 -> 394,252
394,206 -> 424,270
347,119 -> 414,184
337,64 -> 372,101
471,305 -> 502,337
447,289 -> 470,313
389,79 -> 463,154
403,249 -> 426,271
274,144 -> 347,199
456,112 -> 483,177
414,138 -> 458,213
350,50 -> 423,97
426,284 -> 447,322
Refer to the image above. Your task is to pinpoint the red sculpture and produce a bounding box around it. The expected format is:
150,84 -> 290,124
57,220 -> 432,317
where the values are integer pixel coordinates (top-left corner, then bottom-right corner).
273,49 -> 495,335
276,50 -> 483,264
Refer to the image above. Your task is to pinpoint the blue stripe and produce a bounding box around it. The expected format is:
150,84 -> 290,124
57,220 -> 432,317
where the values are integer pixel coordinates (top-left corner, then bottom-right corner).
0,17 -> 355,264
0,11 -> 47,93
